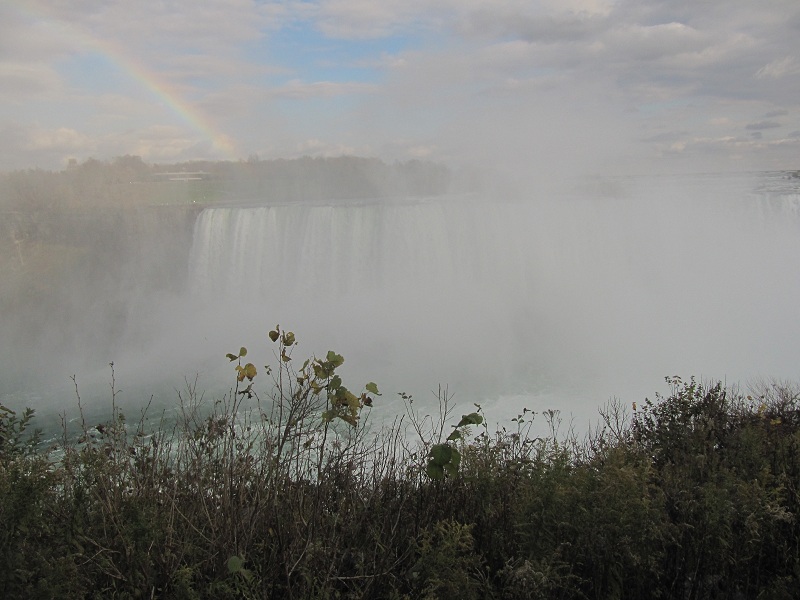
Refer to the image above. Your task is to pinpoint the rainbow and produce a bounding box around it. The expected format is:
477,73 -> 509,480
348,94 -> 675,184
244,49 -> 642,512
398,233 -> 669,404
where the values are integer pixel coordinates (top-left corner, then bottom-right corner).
11,1 -> 240,160
101,43 -> 240,160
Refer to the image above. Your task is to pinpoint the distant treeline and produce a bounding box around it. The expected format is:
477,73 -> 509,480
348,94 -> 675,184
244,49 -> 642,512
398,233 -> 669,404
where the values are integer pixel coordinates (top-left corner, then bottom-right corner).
0,154 -> 452,376
0,154 -> 452,213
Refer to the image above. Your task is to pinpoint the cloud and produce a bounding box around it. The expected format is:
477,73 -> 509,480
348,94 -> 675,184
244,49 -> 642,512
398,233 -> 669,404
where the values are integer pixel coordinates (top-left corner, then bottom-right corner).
309,0 -> 434,39
25,127 -> 90,152
2,0 -> 800,172
0,123 -> 94,171
461,7 -> 608,43
0,63 -> 62,97
294,138 -> 358,156
102,125 -> 207,162
756,56 -> 800,79
746,121 -> 782,130
161,54 -> 283,84
270,79 -> 378,99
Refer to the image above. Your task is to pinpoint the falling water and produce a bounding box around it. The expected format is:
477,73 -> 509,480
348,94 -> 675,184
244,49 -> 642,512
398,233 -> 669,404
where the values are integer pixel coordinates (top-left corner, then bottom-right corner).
186,172 -> 800,423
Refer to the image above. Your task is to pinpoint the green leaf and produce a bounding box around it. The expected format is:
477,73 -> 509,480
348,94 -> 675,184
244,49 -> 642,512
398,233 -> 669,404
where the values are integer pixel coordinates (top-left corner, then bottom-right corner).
365,382 -> 381,395
326,350 -> 344,367
430,443 -> 452,466
426,462 -> 444,480
447,429 -> 462,442
227,555 -> 244,574
283,331 -> 295,346
239,347 -> 248,358
269,330 -> 279,342
226,353 -> 238,362
443,462 -> 459,477
456,412 -> 483,428
329,375 -> 342,390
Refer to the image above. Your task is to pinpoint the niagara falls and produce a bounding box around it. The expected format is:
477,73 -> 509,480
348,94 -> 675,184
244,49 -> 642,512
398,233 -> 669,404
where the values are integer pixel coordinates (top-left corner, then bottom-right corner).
2,1 -> 800,597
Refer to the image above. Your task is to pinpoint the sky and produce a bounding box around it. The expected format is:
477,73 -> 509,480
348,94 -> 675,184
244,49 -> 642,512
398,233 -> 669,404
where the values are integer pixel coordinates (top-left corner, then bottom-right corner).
1,0 -> 799,176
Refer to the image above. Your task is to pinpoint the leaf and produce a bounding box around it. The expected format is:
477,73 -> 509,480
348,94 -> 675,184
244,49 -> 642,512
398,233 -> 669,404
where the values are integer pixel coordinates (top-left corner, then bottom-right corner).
365,382 -> 381,395
243,363 -> 257,380
283,331 -> 295,346
239,347 -> 247,358
456,413 -> 483,428
447,429 -> 462,442
269,330 -> 279,342
343,390 -> 359,409
426,462 -> 444,480
329,375 -> 342,390
326,350 -> 344,367
430,443 -> 452,466
226,353 -> 238,362
227,555 -> 244,574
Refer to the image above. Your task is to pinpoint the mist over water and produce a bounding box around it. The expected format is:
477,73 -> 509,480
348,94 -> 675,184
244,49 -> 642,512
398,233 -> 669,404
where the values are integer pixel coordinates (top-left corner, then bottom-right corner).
4,170 -> 800,430
178,171 -> 800,425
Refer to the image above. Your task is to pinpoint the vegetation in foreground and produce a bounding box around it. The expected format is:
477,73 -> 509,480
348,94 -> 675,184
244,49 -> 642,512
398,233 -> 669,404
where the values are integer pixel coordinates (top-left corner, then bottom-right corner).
2,328 -> 800,599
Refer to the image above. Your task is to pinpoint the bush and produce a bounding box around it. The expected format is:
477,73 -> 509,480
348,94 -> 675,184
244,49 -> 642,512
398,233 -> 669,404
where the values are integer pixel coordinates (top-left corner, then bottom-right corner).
1,347 -> 799,598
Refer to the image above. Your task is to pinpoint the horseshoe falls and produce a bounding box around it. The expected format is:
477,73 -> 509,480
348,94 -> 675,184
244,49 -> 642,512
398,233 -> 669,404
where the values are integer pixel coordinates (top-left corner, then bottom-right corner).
185,172 -> 800,422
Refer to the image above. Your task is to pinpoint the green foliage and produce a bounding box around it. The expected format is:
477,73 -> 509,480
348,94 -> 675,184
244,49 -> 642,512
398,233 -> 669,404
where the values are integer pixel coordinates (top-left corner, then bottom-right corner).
2,354 -> 800,598
0,404 -> 42,462
410,520 -> 483,600
425,411 -> 482,480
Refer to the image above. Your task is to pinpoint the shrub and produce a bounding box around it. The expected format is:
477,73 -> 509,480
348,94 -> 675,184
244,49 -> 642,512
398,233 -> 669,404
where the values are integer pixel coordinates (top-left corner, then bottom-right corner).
2,349 -> 800,598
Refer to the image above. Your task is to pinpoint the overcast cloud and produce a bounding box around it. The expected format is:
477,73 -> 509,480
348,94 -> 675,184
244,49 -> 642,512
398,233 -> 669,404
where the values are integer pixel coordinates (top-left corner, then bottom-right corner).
1,0 -> 798,174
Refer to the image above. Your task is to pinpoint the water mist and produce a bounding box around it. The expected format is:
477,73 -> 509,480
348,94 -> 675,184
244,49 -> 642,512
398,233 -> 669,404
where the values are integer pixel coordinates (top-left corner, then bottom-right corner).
180,171 -> 800,426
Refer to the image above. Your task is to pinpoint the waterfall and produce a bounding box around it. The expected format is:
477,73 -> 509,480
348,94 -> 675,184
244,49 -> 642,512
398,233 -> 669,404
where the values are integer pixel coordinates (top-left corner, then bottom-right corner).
186,173 -> 800,420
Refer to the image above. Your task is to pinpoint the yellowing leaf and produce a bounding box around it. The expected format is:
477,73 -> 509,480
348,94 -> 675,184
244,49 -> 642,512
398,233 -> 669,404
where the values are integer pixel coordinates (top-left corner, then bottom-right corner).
244,362 -> 257,380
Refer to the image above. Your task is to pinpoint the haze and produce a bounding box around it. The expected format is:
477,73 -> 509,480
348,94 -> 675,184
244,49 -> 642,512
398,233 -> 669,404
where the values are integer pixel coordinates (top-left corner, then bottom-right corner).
2,1 -> 800,429
1,1 -> 799,175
